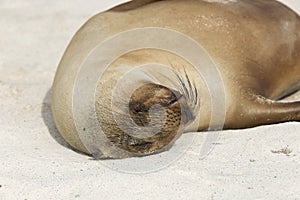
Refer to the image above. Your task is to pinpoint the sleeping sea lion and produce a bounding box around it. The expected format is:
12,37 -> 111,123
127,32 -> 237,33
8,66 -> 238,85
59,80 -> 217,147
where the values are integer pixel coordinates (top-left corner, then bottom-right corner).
51,0 -> 300,158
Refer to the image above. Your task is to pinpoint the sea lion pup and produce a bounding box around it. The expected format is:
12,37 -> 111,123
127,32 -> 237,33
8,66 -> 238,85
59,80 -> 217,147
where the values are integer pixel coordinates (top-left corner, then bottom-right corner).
51,0 -> 300,158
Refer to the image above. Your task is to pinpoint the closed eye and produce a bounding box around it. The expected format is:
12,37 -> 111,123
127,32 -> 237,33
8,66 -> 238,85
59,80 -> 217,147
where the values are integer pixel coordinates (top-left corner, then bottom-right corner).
164,93 -> 183,106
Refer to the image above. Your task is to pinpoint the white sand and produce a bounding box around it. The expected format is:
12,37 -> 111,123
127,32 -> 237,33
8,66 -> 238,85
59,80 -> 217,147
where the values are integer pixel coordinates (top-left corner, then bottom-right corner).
0,0 -> 300,199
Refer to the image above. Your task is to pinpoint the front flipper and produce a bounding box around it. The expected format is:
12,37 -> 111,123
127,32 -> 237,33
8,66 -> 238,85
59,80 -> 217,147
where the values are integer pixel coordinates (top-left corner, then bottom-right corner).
225,95 -> 300,129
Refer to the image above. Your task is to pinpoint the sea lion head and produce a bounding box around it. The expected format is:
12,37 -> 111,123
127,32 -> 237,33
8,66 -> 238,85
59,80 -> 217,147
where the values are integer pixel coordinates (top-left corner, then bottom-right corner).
112,83 -> 195,155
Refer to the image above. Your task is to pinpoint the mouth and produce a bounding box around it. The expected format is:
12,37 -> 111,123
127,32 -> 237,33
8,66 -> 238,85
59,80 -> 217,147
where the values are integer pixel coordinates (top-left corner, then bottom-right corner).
127,139 -> 157,155
130,141 -> 153,149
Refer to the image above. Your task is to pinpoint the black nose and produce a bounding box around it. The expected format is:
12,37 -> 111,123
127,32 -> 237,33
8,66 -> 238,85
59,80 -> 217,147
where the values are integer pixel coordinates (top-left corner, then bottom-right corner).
130,102 -> 148,114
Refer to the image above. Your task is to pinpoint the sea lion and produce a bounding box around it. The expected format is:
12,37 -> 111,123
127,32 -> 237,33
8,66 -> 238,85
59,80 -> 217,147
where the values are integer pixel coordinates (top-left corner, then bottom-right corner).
51,0 -> 300,158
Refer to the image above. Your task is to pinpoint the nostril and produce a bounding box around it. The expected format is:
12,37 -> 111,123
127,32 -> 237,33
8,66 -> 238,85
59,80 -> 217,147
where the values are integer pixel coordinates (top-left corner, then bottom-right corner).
129,101 -> 151,126
130,102 -> 148,114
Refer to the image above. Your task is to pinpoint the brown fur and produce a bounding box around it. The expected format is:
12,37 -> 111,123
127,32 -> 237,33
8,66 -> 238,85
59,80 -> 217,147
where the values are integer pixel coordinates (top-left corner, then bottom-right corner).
52,0 -> 300,158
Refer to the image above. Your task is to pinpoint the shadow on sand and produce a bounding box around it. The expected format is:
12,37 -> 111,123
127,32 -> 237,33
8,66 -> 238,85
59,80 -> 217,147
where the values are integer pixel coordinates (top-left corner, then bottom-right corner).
41,89 -> 73,151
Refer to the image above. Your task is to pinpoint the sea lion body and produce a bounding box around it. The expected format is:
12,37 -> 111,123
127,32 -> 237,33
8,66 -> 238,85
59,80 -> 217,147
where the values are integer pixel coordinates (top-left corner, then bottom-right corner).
52,0 -> 300,157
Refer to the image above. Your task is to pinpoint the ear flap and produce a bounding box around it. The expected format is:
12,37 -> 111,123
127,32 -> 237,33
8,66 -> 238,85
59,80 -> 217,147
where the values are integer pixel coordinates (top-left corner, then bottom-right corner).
111,0 -> 164,11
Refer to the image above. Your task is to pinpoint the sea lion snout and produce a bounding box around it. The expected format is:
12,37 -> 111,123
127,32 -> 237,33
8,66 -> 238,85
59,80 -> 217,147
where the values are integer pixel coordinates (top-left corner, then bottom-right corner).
123,83 -> 195,154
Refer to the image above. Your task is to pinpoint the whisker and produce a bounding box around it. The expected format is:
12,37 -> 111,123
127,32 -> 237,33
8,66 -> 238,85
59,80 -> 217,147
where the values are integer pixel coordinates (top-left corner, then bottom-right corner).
184,68 -> 193,99
175,73 -> 190,100
193,80 -> 199,106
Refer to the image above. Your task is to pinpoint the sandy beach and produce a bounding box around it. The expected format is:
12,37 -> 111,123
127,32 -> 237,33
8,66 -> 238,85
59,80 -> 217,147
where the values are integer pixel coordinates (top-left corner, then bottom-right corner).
0,0 -> 300,199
